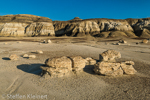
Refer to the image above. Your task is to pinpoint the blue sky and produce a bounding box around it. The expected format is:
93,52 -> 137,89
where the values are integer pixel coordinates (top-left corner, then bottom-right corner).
0,0 -> 150,21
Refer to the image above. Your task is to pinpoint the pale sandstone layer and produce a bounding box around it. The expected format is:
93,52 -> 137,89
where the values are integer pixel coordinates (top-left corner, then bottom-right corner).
0,14 -> 55,36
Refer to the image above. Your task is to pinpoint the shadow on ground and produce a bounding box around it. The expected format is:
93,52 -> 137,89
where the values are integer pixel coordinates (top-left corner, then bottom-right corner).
17,63 -> 44,75
2,57 -> 10,60
83,65 -> 95,75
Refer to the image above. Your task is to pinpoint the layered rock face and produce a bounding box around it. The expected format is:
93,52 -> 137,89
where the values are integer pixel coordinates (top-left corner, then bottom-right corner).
1,14 -> 150,38
65,21 -> 100,36
0,14 -> 55,36
54,18 -> 137,38
95,19 -> 133,31
126,18 -> 150,37
0,23 -> 28,36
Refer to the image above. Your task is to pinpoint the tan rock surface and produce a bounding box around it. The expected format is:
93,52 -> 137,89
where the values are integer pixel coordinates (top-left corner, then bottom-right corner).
108,31 -> 128,38
85,57 -> 96,65
23,54 -> 29,58
44,56 -> 72,77
142,39 -> 149,43
36,50 -> 43,54
121,61 -> 137,74
94,61 -> 123,76
9,54 -> 19,60
99,50 -> 121,61
25,22 -> 55,36
28,55 -> 36,58
0,23 -> 28,36
70,56 -> 86,72
65,21 -> 100,36
98,19 -> 133,31
140,29 -> 150,38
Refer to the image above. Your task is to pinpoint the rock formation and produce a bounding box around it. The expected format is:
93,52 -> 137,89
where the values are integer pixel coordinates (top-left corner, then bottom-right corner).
43,56 -> 72,77
54,18 -> 138,38
41,56 -> 87,77
40,50 -> 137,78
1,14 -> 150,38
94,50 -> 137,76
0,14 -> 55,36
99,50 -> 121,62
94,61 -> 124,76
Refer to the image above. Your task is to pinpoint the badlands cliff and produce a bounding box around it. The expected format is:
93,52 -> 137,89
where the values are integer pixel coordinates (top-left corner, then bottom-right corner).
0,14 -> 150,38
54,17 -> 150,38
0,14 -> 55,36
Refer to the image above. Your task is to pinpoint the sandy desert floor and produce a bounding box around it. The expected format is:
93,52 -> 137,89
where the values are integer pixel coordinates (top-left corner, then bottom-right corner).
0,37 -> 150,100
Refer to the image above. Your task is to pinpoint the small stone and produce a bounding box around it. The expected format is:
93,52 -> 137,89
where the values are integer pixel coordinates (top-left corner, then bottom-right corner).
17,41 -> 21,43
116,43 -> 120,45
47,39 -> 52,43
36,50 -> 43,54
136,42 -> 139,45
4,43 -> 7,45
9,54 -> 19,60
42,40 -> 46,43
28,55 -> 36,58
119,40 -> 127,44
23,54 -> 29,58
142,39 -> 148,44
